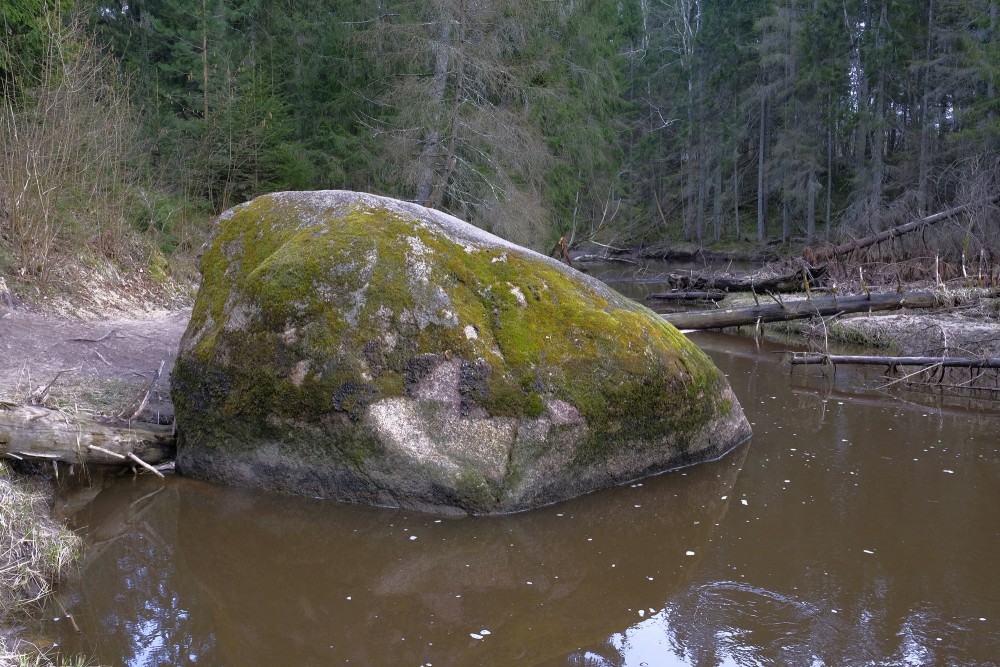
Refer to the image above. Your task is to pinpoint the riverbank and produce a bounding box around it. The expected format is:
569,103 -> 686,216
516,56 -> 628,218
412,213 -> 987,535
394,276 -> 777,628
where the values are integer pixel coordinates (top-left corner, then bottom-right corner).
0,463 -> 82,666
0,284 -> 192,665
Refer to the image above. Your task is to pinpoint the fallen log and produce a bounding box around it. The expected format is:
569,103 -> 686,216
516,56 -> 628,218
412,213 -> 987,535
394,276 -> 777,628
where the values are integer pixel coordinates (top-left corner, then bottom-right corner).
808,195 -> 1000,263
0,401 -> 175,466
660,263 -> 827,293
646,290 -> 727,302
789,354 -> 1000,369
662,290 -> 939,330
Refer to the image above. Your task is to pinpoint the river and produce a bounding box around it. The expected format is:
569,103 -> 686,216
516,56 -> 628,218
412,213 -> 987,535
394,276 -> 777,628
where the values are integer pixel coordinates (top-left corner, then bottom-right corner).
39,265 -> 1000,666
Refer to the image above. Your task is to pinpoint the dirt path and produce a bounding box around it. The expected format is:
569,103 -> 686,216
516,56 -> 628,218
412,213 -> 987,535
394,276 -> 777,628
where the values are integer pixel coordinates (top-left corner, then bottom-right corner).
0,307 -> 191,423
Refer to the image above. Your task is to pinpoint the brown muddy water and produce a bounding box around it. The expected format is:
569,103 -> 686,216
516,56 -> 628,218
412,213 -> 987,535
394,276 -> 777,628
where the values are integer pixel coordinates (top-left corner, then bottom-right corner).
38,272 -> 1000,666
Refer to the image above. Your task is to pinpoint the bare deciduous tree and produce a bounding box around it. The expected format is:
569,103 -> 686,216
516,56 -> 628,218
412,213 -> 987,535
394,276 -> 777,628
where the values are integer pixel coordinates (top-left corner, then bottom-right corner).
360,0 -> 552,247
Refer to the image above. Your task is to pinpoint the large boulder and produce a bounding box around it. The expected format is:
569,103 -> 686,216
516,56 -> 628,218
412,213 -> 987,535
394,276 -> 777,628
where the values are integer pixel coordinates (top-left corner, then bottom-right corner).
171,191 -> 751,514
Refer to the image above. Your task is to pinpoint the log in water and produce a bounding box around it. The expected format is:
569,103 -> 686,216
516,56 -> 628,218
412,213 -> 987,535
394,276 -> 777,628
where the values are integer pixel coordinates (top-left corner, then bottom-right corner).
662,290 -> 939,330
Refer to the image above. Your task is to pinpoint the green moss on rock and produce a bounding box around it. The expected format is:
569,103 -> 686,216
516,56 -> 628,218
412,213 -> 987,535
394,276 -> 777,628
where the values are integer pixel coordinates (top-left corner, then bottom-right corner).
172,191 -> 751,514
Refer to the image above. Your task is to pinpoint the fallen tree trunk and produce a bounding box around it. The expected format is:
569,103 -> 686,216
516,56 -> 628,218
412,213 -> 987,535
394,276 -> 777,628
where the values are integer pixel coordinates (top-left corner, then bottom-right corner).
0,401 -> 175,465
809,196 -> 1000,263
789,354 -> 1000,369
659,263 -> 827,293
662,290 -> 939,330
646,290 -> 727,302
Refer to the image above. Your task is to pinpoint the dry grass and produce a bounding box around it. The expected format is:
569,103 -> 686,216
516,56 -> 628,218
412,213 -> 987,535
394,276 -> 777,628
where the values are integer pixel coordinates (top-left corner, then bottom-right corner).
0,464 -> 86,667
0,644 -> 93,667
0,464 -> 80,624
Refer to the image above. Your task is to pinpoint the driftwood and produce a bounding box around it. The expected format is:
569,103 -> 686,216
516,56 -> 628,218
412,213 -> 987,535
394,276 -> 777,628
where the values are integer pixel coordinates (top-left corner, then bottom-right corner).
789,354 -> 1000,369
659,263 -> 827,294
662,290 -> 939,330
808,196 -> 1000,263
646,290 -> 727,302
0,401 -> 174,466
117,359 -> 165,421
549,236 -> 574,267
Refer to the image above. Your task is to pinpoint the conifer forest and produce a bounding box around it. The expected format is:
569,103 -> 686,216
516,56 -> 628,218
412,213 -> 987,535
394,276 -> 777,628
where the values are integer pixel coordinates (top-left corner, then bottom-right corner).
2,0 -> 998,270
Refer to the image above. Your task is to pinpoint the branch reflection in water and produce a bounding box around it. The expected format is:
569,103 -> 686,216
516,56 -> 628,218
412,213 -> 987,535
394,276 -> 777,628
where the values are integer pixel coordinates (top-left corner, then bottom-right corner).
42,434 -> 748,666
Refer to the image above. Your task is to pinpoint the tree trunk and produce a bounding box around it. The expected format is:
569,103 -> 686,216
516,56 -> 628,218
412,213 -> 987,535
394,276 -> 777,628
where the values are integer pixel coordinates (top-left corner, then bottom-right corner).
696,124 -> 708,245
649,263 -> 828,294
0,402 -> 175,466
990,3 -> 997,114
645,290 -> 727,302
713,159 -> 723,242
781,173 -> 791,243
806,166 -> 816,243
733,148 -> 740,238
415,15 -> 454,205
201,0 -> 209,120
918,0 -> 936,217
662,290 -> 941,330
790,354 -> 1000,369
757,95 -> 767,242
825,102 -> 833,242
867,1 -> 888,214
426,0 -> 466,210
809,196 -> 1000,263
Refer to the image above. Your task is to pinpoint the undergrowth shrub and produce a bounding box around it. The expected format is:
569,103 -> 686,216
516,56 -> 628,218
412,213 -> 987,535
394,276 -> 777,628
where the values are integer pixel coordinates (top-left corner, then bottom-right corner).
0,8 -> 148,285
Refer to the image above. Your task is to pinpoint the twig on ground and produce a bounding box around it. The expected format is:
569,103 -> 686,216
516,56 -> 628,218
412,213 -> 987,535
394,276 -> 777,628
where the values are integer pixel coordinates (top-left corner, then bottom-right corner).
117,360 -> 164,421
68,329 -> 120,343
29,368 -> 77,406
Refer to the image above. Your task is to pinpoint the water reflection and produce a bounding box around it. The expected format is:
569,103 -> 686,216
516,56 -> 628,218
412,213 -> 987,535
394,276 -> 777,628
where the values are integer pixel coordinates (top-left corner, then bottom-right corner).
579,260 -> 751,314
41,329 -> 1000,666
53,481 -> 215,665
563,332 -> 1000,666
44,441 -> 747,666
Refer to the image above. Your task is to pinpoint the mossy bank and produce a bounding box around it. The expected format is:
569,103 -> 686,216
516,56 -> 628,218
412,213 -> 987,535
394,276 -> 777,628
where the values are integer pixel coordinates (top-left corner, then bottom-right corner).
171,191 -> 751,514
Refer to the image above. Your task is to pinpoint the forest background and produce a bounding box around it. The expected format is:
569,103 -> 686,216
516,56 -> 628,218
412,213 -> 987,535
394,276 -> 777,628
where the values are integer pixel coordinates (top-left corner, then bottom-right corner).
1,0 -> 998,296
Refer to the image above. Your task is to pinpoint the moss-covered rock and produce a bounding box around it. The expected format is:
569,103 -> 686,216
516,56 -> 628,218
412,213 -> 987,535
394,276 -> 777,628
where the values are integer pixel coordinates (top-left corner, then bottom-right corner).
171,191 -> 751,514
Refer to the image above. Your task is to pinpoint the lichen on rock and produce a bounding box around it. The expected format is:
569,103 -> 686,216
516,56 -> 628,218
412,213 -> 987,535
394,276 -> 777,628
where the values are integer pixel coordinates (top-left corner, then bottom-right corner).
171,190 -> 751,514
